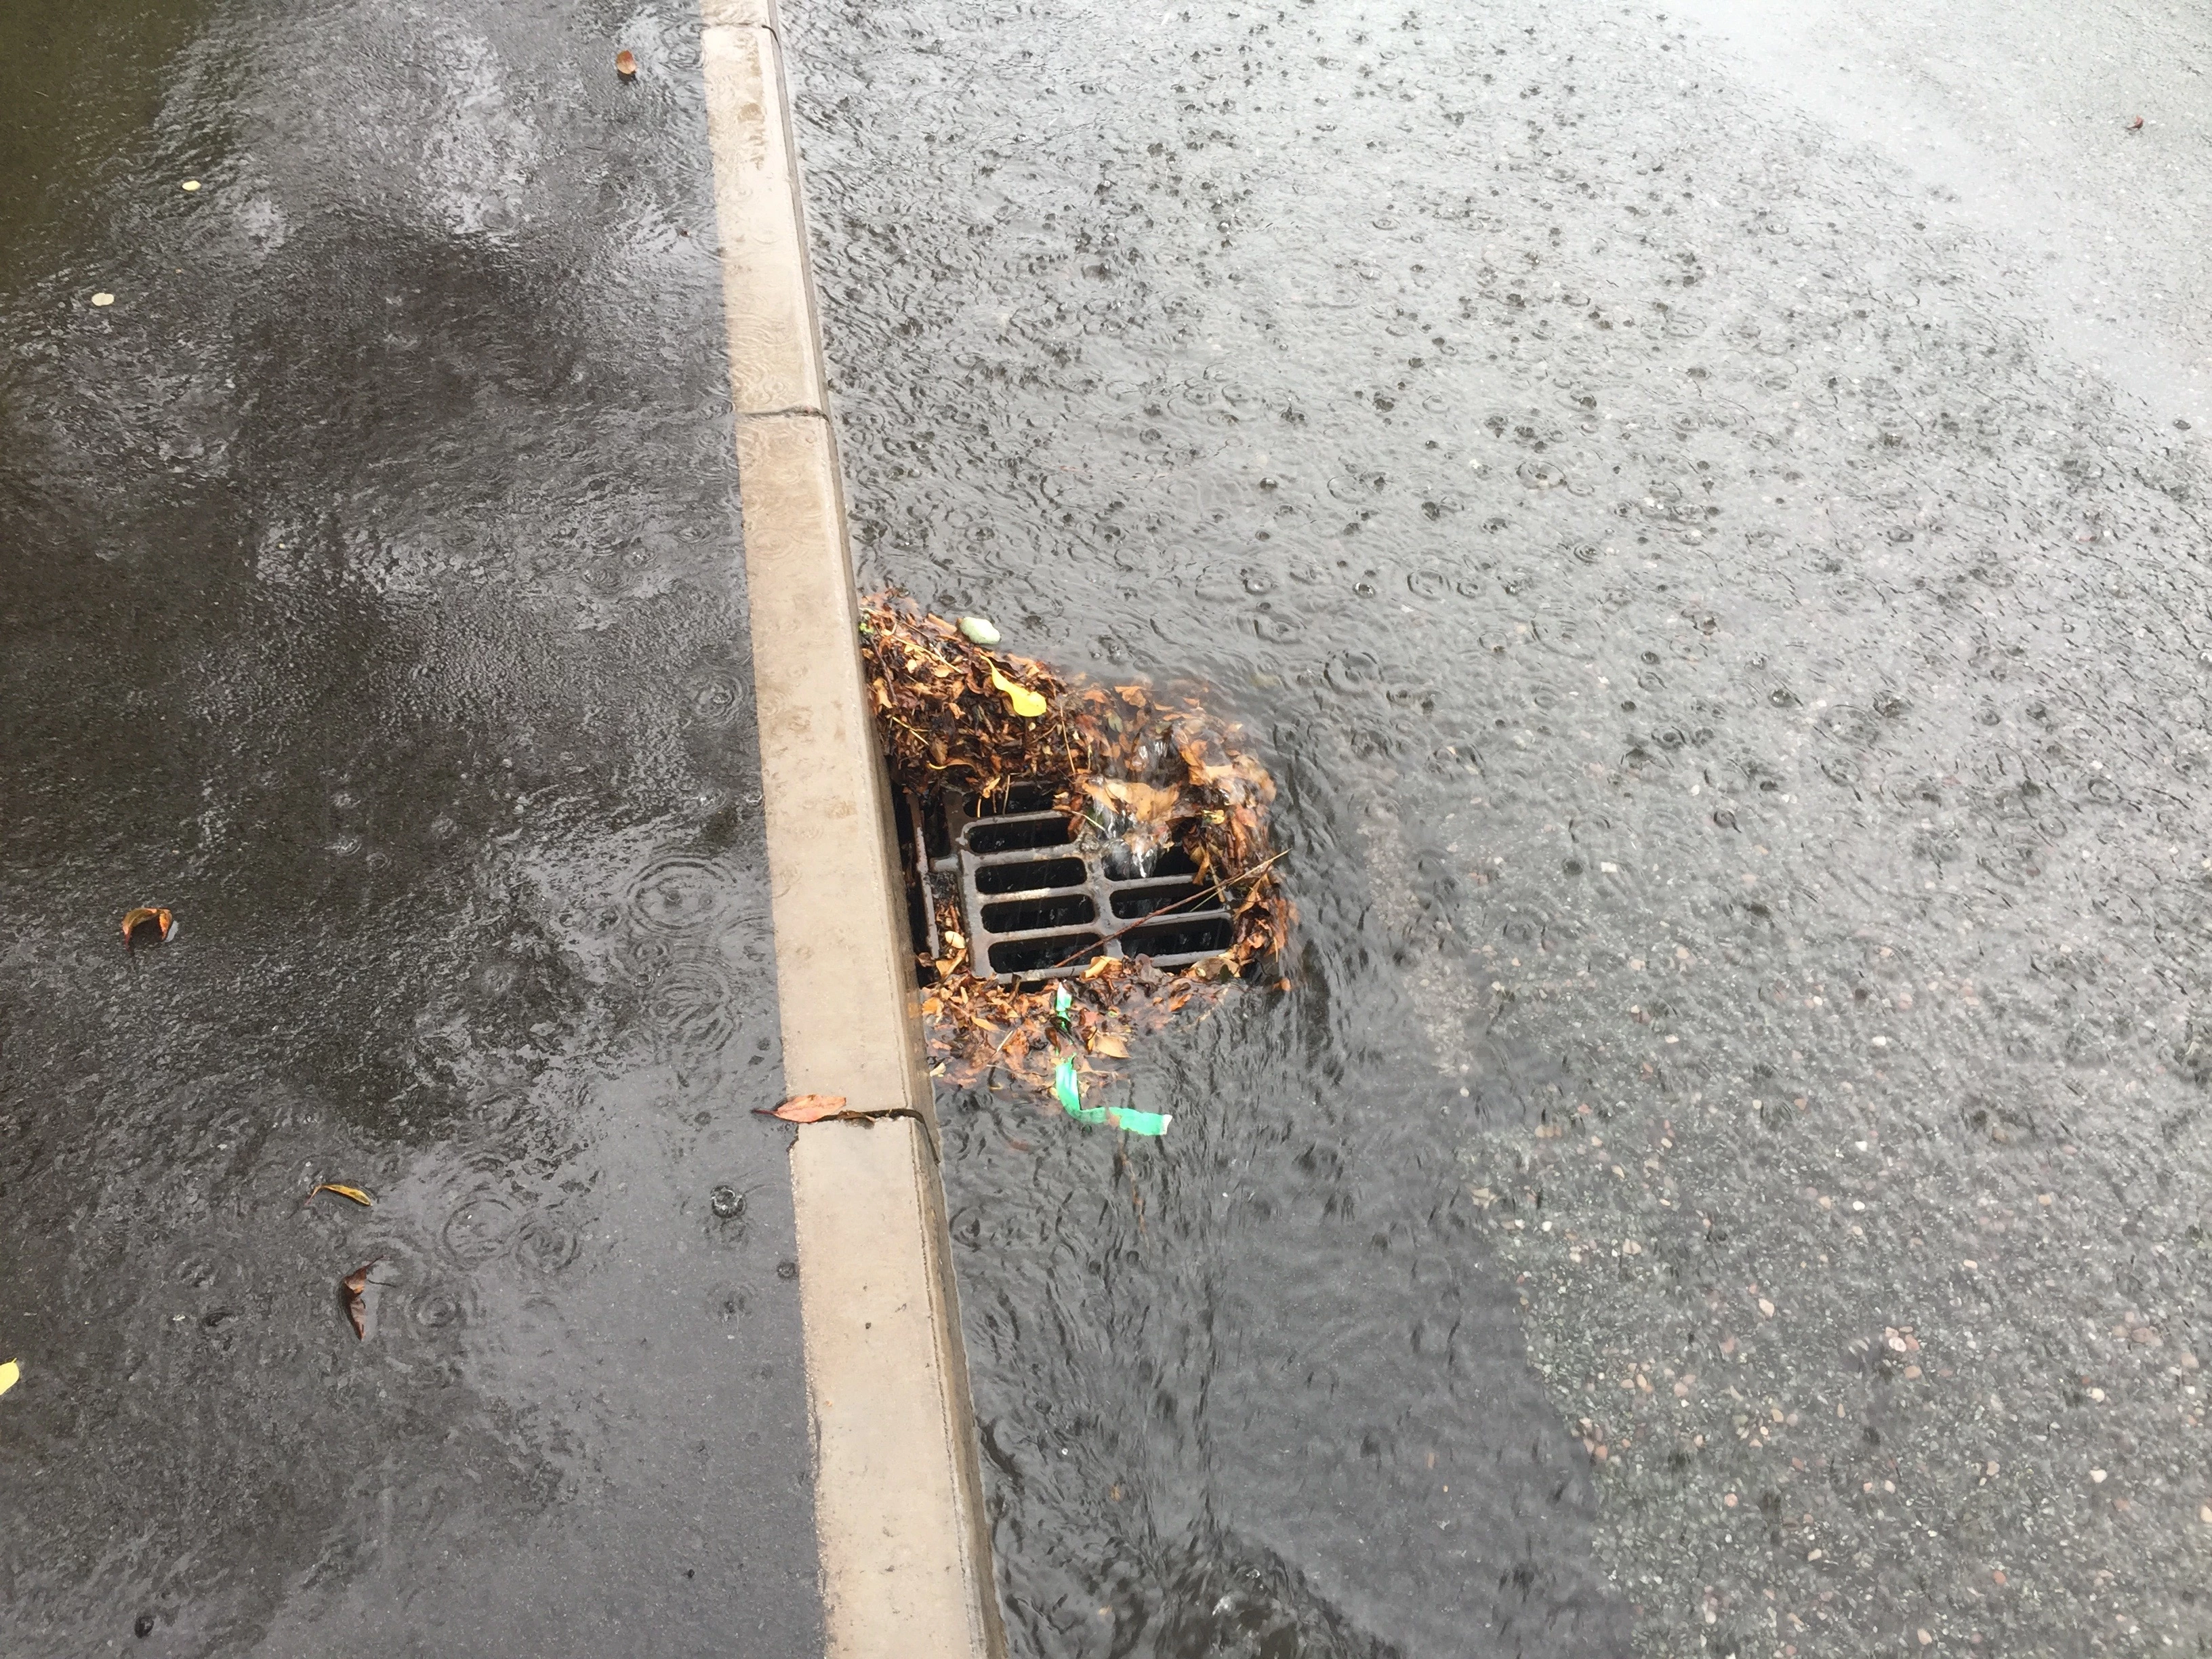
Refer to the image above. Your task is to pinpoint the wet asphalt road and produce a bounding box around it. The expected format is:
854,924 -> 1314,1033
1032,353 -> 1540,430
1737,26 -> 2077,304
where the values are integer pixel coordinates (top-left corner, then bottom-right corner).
0,2 -> 819,1656
788,1 -> 2212,1656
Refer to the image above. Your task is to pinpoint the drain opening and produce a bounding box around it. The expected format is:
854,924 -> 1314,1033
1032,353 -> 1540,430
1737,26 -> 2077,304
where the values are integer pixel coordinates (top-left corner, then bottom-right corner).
966,815 -> 1075,855
989,933 -> 1108,976
1110,883 -> 1204,920
974,855 -> 1086,895
982,894 -> 1097,933
1118,916 -> 1235,957
973,781 -> 1059,815
902,785 -> 1238,985
864,598 -> 1291,1111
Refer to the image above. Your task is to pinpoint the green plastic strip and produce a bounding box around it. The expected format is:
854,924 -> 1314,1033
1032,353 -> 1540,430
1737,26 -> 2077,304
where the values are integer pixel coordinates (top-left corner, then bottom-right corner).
1052,1054 -> 1082,1113
1052,1055 -> 1171,1137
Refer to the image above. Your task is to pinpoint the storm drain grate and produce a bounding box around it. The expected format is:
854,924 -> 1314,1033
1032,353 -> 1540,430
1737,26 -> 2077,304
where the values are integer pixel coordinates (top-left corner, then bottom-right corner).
902,783 -> 1235,983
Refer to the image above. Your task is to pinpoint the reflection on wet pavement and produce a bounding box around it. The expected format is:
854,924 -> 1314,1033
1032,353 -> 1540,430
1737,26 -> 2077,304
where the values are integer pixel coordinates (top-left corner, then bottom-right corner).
790,0 -> 2212,1653
0,0 -> 816,1654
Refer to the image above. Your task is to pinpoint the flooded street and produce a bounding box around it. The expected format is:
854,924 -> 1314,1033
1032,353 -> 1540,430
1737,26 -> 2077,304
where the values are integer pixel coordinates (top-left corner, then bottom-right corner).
788,1 -> 2212,1654
7,0 -> 2212,1654
0,1 -> 817,1653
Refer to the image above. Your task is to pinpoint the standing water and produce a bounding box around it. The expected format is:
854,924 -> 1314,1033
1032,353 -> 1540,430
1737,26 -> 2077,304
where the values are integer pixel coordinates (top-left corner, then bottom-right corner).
0,1 -> 819,1652
787,0 -> 2212,1654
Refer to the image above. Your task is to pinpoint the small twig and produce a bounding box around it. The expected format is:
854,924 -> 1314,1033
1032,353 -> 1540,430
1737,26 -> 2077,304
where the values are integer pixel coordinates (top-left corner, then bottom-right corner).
1041,848 -> 1288,971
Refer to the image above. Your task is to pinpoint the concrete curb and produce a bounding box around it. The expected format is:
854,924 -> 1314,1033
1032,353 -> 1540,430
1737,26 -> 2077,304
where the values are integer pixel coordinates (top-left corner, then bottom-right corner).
698,8 -> 1006,1656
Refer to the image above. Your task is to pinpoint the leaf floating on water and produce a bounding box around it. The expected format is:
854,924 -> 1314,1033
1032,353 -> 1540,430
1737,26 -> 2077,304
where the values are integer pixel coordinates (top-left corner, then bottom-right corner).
120,906 -> 176,951
956,616 -> 1001,647
755,1093 -> 850,1123
342,1260 -> 393,1340
309,1183 -> 374,1207
0,1359 -> 17,1399
1089,1031 -> 1129,1059
615,47 -> 638,77
988,666 -> 1048,719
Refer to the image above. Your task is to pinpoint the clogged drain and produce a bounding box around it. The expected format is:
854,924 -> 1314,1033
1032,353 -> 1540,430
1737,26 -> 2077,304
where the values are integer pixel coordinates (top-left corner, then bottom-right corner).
935,787 -> 1237,979
859,594 -> 1291,1130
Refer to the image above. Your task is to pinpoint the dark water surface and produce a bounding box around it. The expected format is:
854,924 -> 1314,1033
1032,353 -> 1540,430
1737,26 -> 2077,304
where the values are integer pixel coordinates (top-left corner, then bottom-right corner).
0,1 -> 816,1654
787,1 -> 2212,1655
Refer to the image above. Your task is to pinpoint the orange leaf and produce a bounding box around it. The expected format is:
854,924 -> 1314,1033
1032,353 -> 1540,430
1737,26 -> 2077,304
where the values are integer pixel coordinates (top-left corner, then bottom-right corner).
310,1183 -> 373,1207
120,906 -> 174,949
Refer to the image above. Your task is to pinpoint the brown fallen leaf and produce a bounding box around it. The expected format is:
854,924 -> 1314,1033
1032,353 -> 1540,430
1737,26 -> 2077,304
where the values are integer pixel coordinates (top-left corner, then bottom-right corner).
755,1093 -> 850,1123
615,47 -> 638,78
342,1259 -> 390,1339
752,1094 -> 913,1126
309,1183 -> 374,1207
1082,776 -> 1183,827
1090,1031 -> 1130,1059
121,905 -> 175,951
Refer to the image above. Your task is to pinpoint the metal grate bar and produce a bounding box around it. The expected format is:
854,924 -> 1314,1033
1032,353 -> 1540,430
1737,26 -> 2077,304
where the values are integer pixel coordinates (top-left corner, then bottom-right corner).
943,800 -> 1235,983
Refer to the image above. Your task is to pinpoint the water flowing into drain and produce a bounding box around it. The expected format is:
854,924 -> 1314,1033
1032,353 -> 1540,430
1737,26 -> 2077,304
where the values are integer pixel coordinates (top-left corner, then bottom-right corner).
906,786 -> 1235,983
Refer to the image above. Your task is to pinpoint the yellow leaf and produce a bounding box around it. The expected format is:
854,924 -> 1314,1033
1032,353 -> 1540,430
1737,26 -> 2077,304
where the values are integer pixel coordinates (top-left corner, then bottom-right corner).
310,1183 -> 374,1207
989,666 -> 1048,718
0,1359 -> 17,1399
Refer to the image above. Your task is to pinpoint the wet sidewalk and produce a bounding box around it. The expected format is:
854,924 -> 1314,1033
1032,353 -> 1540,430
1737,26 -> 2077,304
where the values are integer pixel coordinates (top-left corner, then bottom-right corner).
0,1 -> 820,1654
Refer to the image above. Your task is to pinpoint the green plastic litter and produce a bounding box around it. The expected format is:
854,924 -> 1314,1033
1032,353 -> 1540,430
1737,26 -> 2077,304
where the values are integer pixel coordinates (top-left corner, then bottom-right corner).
1106,1106 -> 1173,1136
1052,1055 -> 1171,1136
1052,983 -> 1073,1029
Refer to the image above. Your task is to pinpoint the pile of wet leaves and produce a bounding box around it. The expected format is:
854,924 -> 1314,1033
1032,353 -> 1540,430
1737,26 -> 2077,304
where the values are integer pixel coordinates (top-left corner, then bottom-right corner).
858,594 -> 1291,1124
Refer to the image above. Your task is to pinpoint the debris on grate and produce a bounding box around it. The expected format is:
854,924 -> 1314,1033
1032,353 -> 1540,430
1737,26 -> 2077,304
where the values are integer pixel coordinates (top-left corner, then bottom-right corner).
861,594 -> 1290,1118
